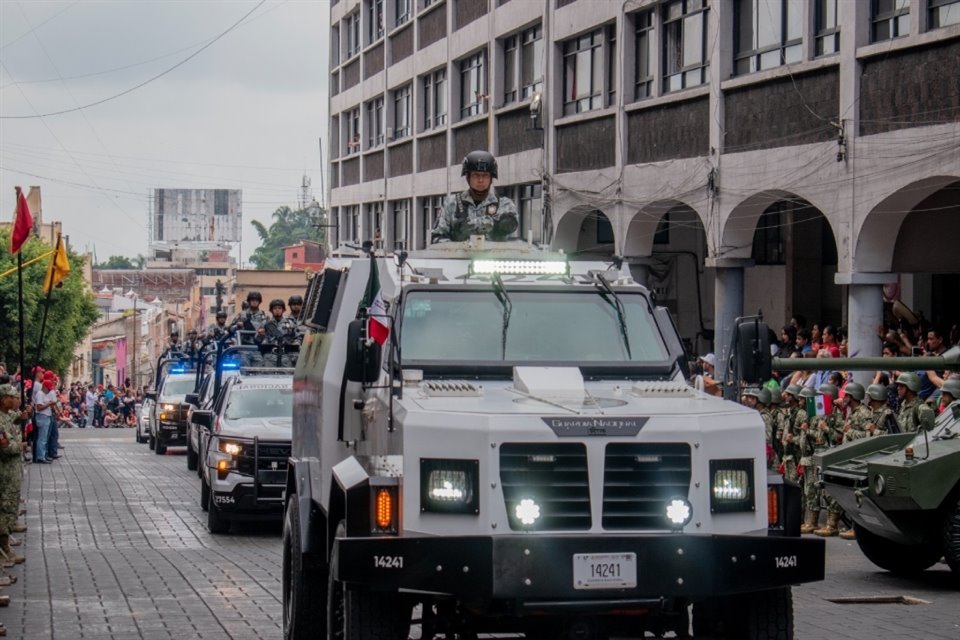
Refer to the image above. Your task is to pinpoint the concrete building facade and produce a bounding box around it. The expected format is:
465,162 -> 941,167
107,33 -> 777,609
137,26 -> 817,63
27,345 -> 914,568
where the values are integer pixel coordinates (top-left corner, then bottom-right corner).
327,0 -> 960,378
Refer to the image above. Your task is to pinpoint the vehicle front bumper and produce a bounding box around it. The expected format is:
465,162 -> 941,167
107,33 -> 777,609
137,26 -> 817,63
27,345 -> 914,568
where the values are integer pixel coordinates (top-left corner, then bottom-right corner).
156,420 -> 187,446
336,532 -> 824,601
210,471 -> 285,520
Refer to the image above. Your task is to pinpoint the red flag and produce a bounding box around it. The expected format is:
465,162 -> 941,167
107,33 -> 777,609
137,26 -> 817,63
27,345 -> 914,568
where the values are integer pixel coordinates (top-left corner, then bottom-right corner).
11,187 -> 33,254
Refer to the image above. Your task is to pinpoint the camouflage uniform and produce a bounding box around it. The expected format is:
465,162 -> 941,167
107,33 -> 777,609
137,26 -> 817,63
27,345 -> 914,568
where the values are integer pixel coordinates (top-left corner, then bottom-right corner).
897,396 -> 935,433
780,404 -> 803,484
0,393 -> 24,540
798,409 -> 830,515
759,405 -> 778,470
433,189 -> 519,242
842,403 -> 874,443
259,316 -> 300,368
868,405 -> 895,436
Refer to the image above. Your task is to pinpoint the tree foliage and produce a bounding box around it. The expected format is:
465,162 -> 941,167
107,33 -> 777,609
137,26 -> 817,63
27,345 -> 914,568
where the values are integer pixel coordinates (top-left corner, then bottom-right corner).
249,206 -> 325,270
0,229 -> 100,377
96,254 -> 145,269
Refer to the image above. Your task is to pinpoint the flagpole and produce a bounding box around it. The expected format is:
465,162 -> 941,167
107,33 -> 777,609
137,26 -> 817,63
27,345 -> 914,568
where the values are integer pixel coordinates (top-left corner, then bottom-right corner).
33,233 -> 61,368
17,252 -> 26,407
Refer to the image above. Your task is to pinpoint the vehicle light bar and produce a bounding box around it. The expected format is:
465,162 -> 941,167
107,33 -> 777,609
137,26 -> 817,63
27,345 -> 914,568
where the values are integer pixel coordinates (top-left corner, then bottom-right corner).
470,259 -> 569,276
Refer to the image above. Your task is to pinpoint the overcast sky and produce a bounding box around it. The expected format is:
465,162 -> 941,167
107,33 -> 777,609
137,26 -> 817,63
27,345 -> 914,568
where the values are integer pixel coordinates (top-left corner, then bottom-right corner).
1,0 -> 329,265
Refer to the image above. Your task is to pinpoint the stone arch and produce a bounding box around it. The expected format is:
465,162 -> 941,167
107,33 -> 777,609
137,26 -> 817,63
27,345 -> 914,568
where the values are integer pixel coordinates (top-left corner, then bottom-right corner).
720,190 -> 838,260
551,205 -> 616,257
622,199 -> 708,258
854,175 -> 960,273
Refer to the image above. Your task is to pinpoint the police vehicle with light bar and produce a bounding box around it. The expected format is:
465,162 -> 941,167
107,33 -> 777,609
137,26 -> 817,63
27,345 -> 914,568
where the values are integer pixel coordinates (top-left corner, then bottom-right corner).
145,357 -> 197,455
191,345 -> 294,534
282,240 -> 824,640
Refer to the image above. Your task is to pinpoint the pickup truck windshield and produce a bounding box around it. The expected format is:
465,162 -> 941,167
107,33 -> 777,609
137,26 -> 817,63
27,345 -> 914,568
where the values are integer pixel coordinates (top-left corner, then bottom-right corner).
161,379 -> 196,397
401,289 -> 668,363
224,388 -> 294,420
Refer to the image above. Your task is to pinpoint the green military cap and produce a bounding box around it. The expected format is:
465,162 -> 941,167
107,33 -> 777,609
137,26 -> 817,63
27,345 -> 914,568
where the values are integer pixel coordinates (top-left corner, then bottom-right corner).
866,384 -> 888,402
757,387 -> 772,404
0,384 -> 18,398
895,371 -> 921,393
818,383 -> 839,399
799,387 -> 816,399
844,382 -> 865,401
785,384 -> 803,398
941,379 -> 960,400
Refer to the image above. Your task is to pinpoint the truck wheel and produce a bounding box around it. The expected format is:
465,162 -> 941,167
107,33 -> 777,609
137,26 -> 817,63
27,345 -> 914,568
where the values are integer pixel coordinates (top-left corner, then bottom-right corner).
206,488 -> 229,534
283,498 -> 327,640
186,440 -> 198,471
155,438 -> 166,455
944,497 -> 960,576
135,428 -> 142,444
200,475 -> 209,512
855,524 -> 941,575
740,587 -> 793,640
148,432 -> 155,450
328,521 -> 412,640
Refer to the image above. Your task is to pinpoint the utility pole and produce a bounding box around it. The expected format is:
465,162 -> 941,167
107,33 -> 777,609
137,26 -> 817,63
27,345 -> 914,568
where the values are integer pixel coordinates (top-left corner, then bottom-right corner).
132,294 -> 137,388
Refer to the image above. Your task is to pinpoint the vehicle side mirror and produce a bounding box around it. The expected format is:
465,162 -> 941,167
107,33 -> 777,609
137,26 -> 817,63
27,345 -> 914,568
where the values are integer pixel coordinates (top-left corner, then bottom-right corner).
184,393 -> 200,407
735,319 -> 772,384
345,319 -> 382,384
192,410 -> 214,430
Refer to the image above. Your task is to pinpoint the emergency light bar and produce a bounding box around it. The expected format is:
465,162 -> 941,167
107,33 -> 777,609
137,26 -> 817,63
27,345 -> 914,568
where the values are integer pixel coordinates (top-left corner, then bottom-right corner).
470,259 -> 569,276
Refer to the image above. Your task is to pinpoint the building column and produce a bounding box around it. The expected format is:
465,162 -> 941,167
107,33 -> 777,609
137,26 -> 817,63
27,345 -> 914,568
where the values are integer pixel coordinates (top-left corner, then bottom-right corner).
836,272 -> 897,384
707,258 -> 751,396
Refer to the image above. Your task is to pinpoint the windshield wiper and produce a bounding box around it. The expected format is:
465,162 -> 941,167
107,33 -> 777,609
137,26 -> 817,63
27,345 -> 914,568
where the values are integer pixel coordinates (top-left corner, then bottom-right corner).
592,274 -> 632,359
491,273 -> 512,359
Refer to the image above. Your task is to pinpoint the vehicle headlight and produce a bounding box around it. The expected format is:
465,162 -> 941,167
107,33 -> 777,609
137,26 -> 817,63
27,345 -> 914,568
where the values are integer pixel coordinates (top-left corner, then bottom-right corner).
162,403 -> 176,411
873,473 -> 885,495
709,459 -> 755,513
219,441 -> 244,456
665,497 -> 693,530
420,459 -> 479,514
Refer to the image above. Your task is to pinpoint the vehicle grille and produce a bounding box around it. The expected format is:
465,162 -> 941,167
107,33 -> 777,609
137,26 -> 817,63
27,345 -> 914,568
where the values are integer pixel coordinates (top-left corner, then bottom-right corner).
500,443 -> 590,531
602,443 -> 691,530
236,441 -> 291,476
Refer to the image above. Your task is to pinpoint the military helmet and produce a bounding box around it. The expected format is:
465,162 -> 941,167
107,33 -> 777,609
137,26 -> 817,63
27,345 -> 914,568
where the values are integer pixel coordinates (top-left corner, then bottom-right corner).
799,387 -> 816,399
216,310 -> 228,319
743,387 -> 762,399
288,294 -> 303,306
866,383 -> 888,402
269,298 -> 286,311
818,383 -> 839,399
785,384 -> 803,398
941,378 -> 960,400
461,150 -> 498,178
895,371 -> 921,393
247,290 -> 262,302
757,387 -> 772,404
768,389 -> 783,405
845,382 -> 865,401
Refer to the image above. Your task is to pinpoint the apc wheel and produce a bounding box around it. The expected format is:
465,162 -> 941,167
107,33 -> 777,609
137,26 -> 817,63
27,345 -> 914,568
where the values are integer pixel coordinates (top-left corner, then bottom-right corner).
855,524 -> 941,575
328,521 -> 412,640
283,498 -> 327,640
200,474 -> 209,512
206,487 -> 230,534
186,439 -> 198,471
941,498 -> 960,577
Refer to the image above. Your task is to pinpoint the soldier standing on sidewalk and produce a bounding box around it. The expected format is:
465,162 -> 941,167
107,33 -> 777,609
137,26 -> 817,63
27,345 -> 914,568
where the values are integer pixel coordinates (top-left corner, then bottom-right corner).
0,384 -> 28,567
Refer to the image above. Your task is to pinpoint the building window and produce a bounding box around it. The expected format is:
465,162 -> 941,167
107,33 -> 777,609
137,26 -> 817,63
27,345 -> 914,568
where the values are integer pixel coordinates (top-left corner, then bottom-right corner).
634,10 -> 654,100
395,0 -> 411,27
366,96 -> 385,148
422,68 -> 447,130
346,107 -> 361,154
516,183 -> 543,242
392,200 -> 411,250
871,0 -> 909,42
814,0 -> 841,56
392,84 -> 411,140
367,202 -> 384,245
929,0 -> 960,28
663,0 -> 709,92
503,25 -> 544,105
734,0 -> 802,75
368,0 -> 385,43
459,50 -> 487,118
345,11 -> 361,58
562,28 -> 611,115
345,205 -> 360,242
421,195 -> 445,247
331,25 -> 341,66
751,204 -> 787,265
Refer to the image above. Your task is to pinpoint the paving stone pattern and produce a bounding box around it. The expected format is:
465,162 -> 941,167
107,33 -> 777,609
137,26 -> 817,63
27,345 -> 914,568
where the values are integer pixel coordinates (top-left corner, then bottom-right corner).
1,429 -> 959,639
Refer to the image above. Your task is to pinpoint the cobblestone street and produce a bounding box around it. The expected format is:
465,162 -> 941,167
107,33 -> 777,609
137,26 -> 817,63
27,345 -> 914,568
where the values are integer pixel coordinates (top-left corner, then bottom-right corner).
0,428 -> 958,639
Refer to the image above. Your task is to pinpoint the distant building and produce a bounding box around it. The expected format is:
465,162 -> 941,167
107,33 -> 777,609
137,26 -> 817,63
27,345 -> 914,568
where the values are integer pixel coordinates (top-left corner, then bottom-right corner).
282,240 -> 326,271
149,188 -> 242,249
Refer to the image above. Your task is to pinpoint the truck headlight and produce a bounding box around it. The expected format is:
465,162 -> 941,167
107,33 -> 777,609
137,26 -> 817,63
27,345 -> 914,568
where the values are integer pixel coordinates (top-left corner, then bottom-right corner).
420,459 -> 479,514
709,459 -> 755,513
219,440 -> 244,456
665,497 -> 692,530
162,403 -> 176,412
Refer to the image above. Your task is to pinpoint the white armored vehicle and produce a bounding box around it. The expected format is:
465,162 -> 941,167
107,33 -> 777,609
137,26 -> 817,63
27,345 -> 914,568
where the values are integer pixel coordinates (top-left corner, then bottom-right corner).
282,241 -> 824,640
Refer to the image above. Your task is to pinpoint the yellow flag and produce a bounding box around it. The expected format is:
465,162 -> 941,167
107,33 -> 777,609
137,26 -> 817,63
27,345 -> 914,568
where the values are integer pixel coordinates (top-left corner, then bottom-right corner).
43,235 -> 71,293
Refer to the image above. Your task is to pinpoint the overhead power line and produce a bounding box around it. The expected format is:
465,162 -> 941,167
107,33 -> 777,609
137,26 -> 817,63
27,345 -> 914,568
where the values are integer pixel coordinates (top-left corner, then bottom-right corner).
0,0 -> 267,119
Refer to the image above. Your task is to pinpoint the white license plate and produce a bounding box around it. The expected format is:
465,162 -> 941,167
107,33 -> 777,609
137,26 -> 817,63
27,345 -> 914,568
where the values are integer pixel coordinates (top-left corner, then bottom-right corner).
572,552 -> 637,590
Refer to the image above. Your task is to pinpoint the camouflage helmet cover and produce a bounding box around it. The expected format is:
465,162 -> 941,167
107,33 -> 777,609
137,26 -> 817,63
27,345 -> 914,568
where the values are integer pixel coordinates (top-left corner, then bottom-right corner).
844,382 -> 865,401
895,371 -> 921,393
866,383 -> 888,402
